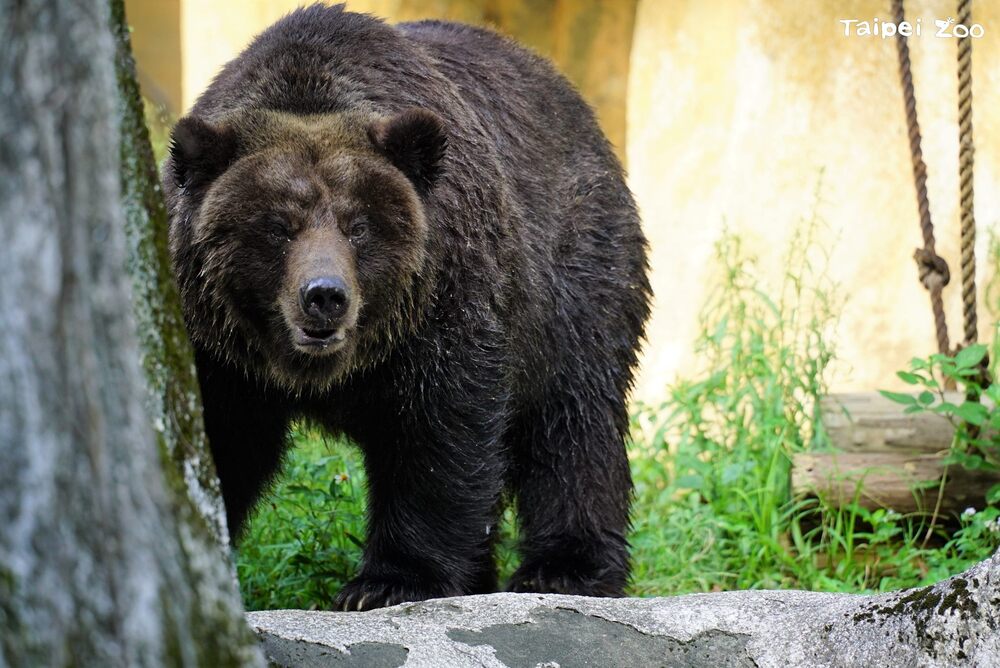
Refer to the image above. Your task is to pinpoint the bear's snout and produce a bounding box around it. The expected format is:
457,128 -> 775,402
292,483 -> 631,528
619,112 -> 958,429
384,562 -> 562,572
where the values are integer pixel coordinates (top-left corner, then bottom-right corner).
292,274 -> 354,350
299,276 -> 350,323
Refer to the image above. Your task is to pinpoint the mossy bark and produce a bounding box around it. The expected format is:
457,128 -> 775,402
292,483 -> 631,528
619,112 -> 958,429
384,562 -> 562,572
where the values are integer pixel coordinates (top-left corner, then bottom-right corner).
111,0 -> 229,545
0,0 -> 261,664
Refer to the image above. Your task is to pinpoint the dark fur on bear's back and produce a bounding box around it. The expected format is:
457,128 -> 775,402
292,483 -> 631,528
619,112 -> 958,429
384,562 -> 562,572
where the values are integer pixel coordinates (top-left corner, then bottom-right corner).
164,4 -> 650,610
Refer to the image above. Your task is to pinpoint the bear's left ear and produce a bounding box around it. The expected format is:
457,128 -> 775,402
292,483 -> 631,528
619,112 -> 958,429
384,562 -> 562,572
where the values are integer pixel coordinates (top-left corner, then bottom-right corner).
369,108 -> 447,195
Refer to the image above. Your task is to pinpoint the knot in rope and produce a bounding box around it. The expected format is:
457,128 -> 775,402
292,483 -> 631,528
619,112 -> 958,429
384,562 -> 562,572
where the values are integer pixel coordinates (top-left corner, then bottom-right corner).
912,248 -> 950,290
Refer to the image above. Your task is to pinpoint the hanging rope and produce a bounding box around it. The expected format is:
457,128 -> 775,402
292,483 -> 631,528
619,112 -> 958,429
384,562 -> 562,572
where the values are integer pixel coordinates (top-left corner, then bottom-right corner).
891,0 -> 951,356
956,0 -> 977,348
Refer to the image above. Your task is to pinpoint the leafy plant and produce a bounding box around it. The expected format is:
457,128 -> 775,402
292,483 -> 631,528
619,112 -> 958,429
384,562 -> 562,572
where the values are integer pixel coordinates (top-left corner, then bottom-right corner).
630,204 -> 841,593
236,425 -> 521,610
629,208 -> 999,596
882,344 -> 1000,507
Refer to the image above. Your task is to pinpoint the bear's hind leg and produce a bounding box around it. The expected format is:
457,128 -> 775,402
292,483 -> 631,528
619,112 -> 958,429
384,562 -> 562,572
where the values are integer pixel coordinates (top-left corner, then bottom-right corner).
507,393 -> 633,597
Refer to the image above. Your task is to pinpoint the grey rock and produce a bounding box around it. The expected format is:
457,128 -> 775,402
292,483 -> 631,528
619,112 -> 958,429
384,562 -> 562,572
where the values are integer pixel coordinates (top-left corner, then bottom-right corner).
249,548 -> 998,667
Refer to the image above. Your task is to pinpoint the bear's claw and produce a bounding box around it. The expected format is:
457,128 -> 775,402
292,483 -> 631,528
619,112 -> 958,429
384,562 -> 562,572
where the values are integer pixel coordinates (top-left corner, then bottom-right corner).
333,575 -> 456,612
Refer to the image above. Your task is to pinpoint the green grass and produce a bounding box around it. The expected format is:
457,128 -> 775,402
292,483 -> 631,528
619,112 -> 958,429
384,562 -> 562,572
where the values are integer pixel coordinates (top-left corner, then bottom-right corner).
628,213 -> 837,594
626,212 -> 999,597
236,428 -> 366,610
236,429 -> 522,610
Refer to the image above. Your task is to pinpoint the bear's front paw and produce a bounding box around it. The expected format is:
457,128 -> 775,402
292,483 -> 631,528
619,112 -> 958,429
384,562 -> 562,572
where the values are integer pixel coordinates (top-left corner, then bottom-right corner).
507,562 -> 625,598
333,575 -> 458,611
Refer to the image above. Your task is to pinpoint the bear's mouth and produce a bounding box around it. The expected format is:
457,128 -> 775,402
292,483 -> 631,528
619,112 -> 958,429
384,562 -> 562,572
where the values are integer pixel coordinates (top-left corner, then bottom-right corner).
293,325 -> 347,352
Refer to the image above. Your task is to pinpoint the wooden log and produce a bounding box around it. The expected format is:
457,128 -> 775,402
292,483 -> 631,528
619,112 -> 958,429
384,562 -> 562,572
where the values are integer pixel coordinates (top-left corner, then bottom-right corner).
820,392 -> 958,454
791,451 -> 999,514
802,392 -> 1000,514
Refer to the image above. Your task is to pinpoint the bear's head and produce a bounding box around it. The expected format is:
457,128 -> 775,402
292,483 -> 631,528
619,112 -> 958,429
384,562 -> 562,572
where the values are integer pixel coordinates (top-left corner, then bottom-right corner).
164,108 -> 446,392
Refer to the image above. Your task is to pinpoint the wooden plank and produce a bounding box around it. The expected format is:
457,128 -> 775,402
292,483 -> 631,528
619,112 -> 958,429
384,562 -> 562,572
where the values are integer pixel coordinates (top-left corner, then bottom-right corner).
820,392 -> 959,454
791,451 -> 999,514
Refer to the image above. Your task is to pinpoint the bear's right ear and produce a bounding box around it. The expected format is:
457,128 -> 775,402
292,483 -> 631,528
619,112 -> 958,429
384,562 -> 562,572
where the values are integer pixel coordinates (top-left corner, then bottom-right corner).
168,116 -> 239,190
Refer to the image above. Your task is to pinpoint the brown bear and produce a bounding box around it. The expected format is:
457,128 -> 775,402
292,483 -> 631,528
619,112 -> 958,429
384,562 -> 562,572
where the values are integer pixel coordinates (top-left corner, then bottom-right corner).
164,4 -> 650,610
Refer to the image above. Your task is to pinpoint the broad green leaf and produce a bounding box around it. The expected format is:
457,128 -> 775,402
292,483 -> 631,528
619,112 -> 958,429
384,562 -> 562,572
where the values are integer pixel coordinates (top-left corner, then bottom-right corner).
879,390 -> 917,405
955,344 -> 988,369
674,474 -> 704,491
954,401 -> 988,426
987,483 -> 1000,505
944,450 -> 986,469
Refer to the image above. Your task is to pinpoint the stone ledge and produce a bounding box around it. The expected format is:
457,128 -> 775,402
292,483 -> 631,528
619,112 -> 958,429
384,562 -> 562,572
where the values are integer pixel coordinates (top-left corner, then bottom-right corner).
248,555 -> 998,668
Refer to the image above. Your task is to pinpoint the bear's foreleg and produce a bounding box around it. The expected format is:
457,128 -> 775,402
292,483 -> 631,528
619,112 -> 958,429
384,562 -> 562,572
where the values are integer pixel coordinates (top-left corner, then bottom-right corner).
196,353 -> 292,541
334,373 -> 507,611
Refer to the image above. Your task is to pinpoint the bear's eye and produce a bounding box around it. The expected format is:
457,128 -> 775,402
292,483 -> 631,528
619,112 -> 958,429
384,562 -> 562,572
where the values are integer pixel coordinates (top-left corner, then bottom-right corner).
349,218 -> 369,244
264,214 -> 292,242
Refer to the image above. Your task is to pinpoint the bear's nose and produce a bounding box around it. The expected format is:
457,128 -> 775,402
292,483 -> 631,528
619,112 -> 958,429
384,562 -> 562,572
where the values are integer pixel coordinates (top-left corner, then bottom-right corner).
299,276 -> 350,321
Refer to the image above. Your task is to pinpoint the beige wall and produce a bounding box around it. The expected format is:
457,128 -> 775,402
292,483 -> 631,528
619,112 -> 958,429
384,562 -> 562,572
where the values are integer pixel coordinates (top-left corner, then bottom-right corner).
629,0 -> 1000,401
179,0 -> 300,114
125,0 -> 181,110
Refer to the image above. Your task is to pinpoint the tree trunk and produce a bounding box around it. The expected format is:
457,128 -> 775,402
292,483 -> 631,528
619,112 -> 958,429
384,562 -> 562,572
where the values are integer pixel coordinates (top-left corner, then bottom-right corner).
251,549 -> 1000,666
0,1 -> 261,665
